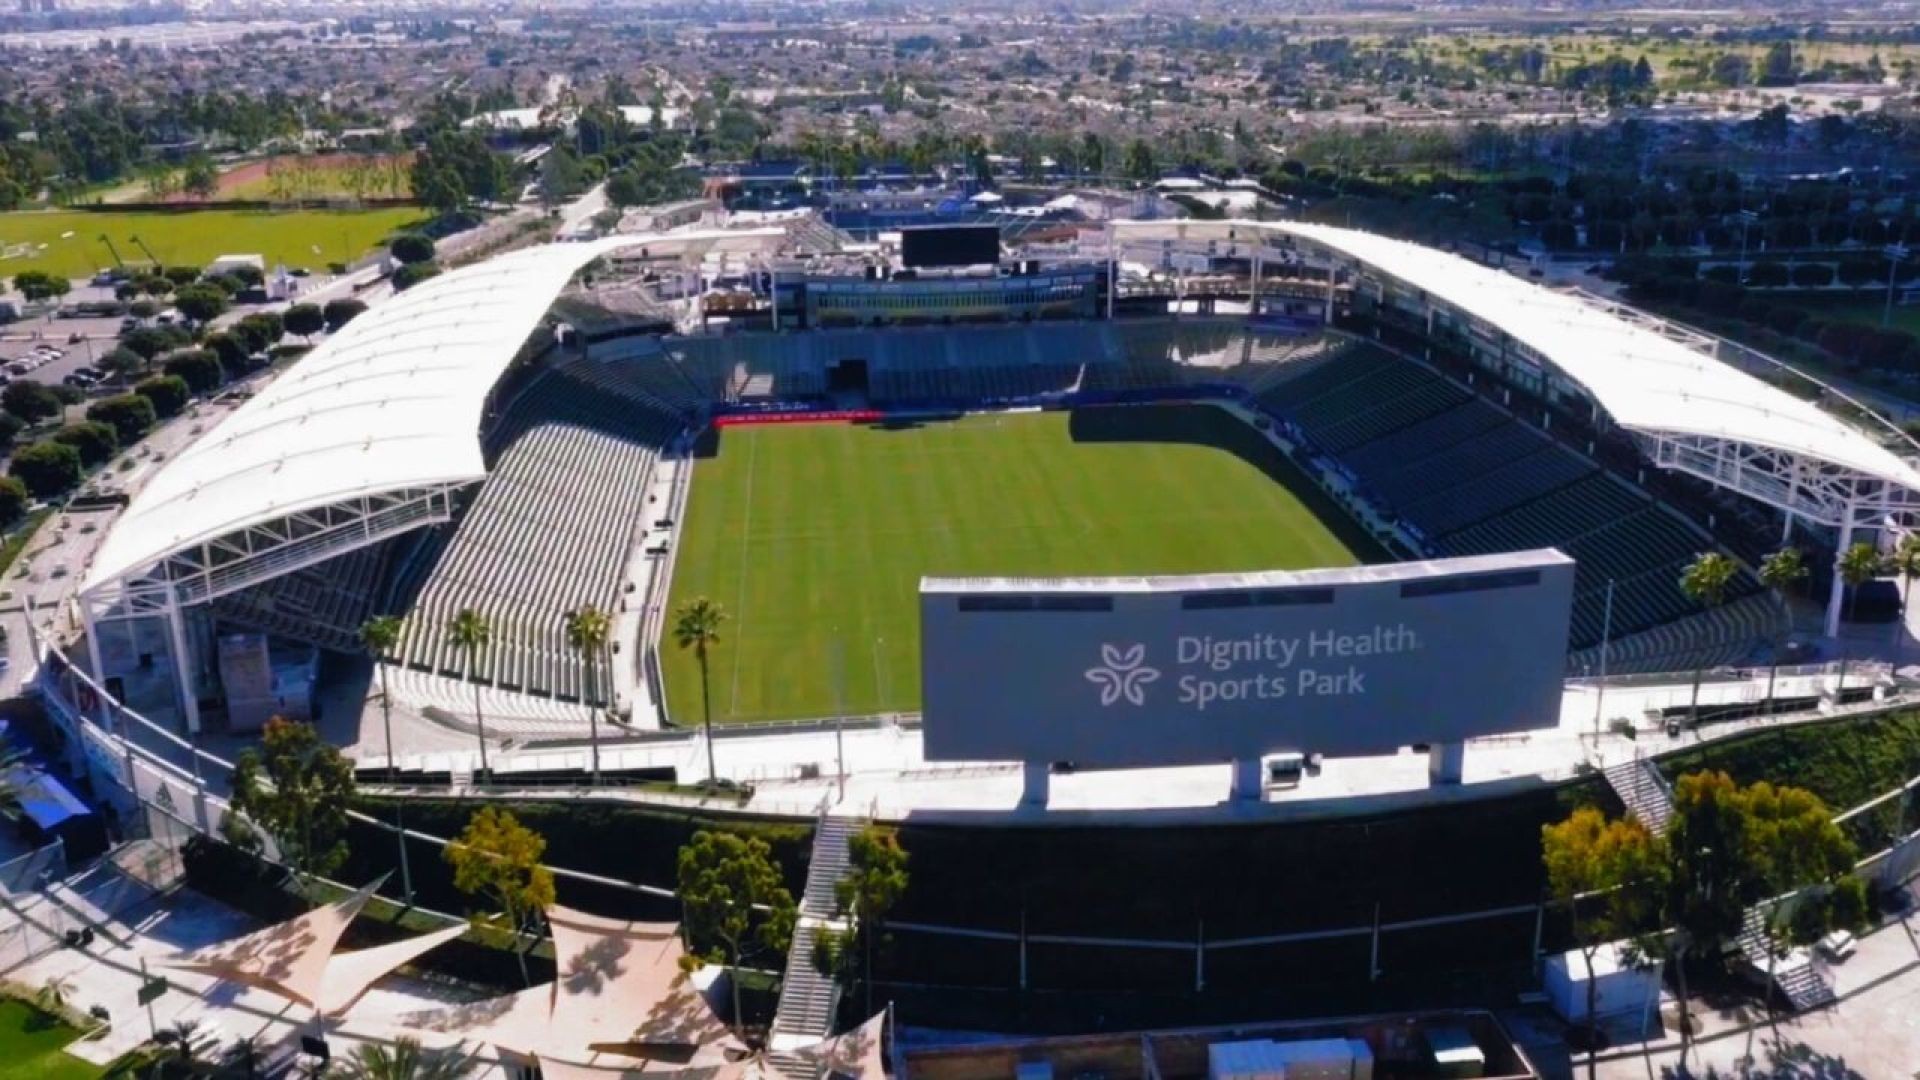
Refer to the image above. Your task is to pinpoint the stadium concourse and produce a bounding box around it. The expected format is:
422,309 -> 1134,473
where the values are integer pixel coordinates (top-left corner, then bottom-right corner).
36,216 -> 1920,817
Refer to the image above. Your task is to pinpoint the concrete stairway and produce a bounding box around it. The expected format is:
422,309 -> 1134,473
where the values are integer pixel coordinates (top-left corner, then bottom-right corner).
768,814 -> 861,1072
1602,757 -> 1675,834
1737,906 -> 1837,1012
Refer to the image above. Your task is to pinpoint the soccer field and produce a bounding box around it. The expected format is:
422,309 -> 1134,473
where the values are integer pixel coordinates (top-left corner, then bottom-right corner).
660,404 -> 1373,724
0,207 -> 426,278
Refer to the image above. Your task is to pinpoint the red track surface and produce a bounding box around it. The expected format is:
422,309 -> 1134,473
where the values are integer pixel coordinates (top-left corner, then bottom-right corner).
711,409 -> 884,427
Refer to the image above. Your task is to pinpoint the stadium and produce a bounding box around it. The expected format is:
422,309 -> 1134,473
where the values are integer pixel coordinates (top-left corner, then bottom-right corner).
48,216 -> 1920,810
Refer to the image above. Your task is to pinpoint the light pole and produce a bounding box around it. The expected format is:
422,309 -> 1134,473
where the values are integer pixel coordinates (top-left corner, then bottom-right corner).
1736,208 -> 1760,285
1883,244 -> 1910,328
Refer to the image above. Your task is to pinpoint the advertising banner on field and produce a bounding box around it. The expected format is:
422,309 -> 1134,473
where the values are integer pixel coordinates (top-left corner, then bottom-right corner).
920,549 -> 1574,767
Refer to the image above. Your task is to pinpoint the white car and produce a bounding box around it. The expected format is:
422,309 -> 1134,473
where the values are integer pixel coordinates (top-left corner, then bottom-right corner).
1818,930 -> 1857,963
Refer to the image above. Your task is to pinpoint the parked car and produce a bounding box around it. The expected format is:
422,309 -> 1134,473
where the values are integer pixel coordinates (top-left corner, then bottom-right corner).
1818,930 -> 1857,963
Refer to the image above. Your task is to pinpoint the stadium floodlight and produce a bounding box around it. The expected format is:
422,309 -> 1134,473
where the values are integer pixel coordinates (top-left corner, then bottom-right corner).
1885,244 -> 1911,328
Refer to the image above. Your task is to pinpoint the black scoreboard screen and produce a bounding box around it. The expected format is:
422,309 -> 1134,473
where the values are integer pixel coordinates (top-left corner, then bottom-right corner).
901,225 -> 1001,268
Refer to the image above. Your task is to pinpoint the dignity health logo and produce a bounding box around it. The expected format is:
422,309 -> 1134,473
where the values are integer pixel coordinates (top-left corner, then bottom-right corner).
1085,643 -> 1161,706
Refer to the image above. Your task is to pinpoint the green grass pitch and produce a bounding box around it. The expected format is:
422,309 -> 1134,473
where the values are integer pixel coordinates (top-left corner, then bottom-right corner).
660,403 -> 1373,724
0,207 -> 426,278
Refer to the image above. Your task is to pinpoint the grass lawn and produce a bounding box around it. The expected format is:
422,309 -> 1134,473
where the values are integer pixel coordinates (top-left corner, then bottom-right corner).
0,207 -> 426,279
1801,296 -> 1920,339
0,998 -> 105,1080
661,404 -> 1370,723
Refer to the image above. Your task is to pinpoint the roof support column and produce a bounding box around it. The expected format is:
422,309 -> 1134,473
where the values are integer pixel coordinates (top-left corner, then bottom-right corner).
1827,503 -> 1858,640
165,587 -> 203,737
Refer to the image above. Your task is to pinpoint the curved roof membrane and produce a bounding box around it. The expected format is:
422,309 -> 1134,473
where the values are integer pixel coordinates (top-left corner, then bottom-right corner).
84,229 -> 779,592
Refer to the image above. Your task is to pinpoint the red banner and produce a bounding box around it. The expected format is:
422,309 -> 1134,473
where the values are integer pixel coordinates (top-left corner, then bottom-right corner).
712,409 -> 885,428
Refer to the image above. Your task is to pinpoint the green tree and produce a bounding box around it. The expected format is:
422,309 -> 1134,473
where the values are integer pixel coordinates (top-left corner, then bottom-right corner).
335,1038 -> 472,1080
201,332 -> 250,379
676,830 -> 797,1035
1657,770 -> 1750,1069
391,262 -> 441,292
162,349 -> 224,394
1890,534 -> 1920,667
51,421 -> 117,468
8,441 -> 81,499
445,806 -> 555,985
1,380 -> 62,423
12,271 -> 69,303
85,394 -> 156,444
99,346 -> 146,380
360,615 -> 414,901
0,476 -> 27,529
227,717 -> 358,879
835,826 -> 910,1013
1542,807 -> 1664,1077
1836,540 -> 1882,692
181,155 -> 219,199
448,608 -> 493,775
1124,139 -> 1157,184
1678,552 -> 1739,722
171,283 -> 229,326
564,605 -> 611,785
323,298 -> 368,332
1757,547 -> 1807,711
390,233 -> 436,265
1742,780 -> 1856,1035
283,302 -> 325,342
134,374 -> 190,418
672,597 -> 728,784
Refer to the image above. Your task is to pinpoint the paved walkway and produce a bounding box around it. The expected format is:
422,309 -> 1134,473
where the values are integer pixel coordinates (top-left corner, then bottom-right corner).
1593,883 -> 1920,1079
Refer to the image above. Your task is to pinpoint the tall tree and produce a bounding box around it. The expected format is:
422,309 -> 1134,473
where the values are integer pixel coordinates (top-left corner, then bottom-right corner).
1757,547 -> 1807,712
227,718 -> 358,880
445,806 -> 555,985
1542,807 -> 1664,1079
677,830 -> 796,1037
360,615 -> 413,900
448,608 -> 493,775
835,826 -> 910,1014
564,605 -> 611,785
1890,534 -> 1920,667
672,597 -> 728,785
1678,552 -> 1739,723
1836,541 -> 1883,693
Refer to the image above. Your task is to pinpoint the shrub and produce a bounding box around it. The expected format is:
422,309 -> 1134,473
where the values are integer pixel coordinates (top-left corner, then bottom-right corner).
9,441 -> 82,499
1746,260 -> 1789,287
1792,263 -> 1835,288
390,233 -> 437,265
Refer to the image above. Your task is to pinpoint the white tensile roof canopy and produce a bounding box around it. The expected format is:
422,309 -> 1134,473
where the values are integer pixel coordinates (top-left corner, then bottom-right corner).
84,229 -> 782,596
1112,218 -> 1920,525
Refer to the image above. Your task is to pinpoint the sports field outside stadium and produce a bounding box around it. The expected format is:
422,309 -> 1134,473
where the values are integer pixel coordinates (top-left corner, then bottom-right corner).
660,403 -> 1379,724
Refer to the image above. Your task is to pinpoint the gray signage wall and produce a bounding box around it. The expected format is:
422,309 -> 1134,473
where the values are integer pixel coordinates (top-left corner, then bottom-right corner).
920,550 -> 1574,766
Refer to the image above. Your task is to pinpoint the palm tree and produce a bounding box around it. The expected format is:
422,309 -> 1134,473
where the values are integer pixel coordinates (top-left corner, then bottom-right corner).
1836,541 -> 1884,696
335,1038 -> 473,1080
361,614 -> 414,901
1678,552 -> 1739,724
448,609 -> 493,776
1891,534 -> 1920,668
565,605 -> 612,785
361,616 -> 405,781
1756,547 -> 1807,713
672,597 -> 728,785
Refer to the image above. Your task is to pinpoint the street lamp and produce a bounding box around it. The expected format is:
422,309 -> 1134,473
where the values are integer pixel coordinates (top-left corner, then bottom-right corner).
1884,243 -> 1910,328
